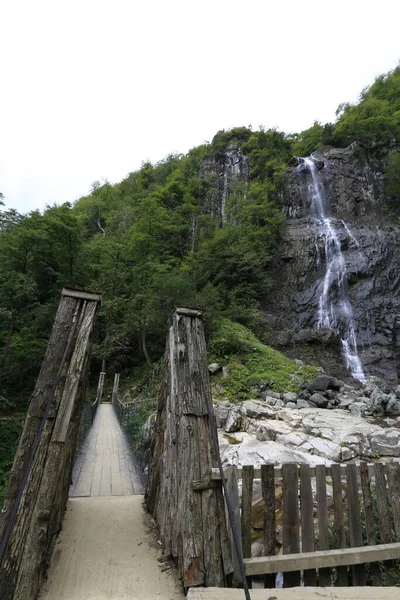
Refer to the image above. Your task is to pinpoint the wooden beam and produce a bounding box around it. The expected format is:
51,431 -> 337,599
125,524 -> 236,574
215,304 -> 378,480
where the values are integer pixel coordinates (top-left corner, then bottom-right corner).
211,461 -> 393,481
192,479 -> 223,491
62,288 -> 101,302
175,307 -> 204,318
244,542 -> 400,576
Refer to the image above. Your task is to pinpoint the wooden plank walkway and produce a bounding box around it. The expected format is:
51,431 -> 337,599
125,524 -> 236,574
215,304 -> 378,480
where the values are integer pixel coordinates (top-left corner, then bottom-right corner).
70,403 -> 144,497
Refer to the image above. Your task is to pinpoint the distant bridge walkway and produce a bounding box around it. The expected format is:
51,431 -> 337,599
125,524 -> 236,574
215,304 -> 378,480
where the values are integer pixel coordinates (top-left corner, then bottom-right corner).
70,403 -> 143,497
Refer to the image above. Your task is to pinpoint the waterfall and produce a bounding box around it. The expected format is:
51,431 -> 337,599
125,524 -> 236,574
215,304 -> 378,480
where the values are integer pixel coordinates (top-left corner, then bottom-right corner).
299,157 -> 366,383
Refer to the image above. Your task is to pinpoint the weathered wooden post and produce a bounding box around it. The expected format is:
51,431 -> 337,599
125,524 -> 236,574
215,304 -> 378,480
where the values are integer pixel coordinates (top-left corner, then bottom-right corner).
91,371 -> 105,423
0,287 -> 101,600
145,308 -> 232,589
97,372 -> 106,403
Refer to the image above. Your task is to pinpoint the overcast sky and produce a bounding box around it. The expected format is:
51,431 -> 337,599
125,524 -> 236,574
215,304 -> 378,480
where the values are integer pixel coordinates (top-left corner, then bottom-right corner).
1,0 -> 400,214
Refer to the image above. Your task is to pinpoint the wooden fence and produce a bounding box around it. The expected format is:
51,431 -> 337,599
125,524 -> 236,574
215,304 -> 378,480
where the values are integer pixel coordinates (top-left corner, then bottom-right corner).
213,461 -> 400,588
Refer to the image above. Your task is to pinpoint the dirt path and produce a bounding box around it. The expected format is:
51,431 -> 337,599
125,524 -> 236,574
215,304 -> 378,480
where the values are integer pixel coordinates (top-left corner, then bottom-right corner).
39,496 -> 184,600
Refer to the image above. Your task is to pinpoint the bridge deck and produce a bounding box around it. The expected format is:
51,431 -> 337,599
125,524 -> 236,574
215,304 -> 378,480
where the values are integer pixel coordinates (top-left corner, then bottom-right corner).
70,403 -> 143,497
39,496 -> 183,600
39,404 -> 183,599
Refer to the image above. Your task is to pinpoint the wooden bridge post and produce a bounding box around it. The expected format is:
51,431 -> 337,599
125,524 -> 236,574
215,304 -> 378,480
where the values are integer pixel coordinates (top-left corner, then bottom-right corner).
97,372 -> 106,403
0,288 -> 101,600
112,373 -> 120,401
145,308 -> 232,589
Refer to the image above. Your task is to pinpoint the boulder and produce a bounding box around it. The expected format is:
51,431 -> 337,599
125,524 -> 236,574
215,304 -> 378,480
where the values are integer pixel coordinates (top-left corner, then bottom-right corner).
254,420 -> 292,442
218,431 -> 330,468
241,400 -> 277,420
308,375 -> 332,392
309,393 -> 329,408
338,397 -> 354,409
370,430 -> 400,456
208,363 -> 222,375
297,399 -> 312,409
299,437 -> 342,462
286,402 -> 297,409
283,392 -> 298,403
364,387 -> 389,415
214,402 -> 231,428
341,446 -> 357,461
386,394 -> 400,415
349,402 -> 368,417
224,406 -> 244,432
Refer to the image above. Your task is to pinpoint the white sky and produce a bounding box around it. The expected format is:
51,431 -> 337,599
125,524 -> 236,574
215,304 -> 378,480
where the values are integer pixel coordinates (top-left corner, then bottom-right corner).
1,0 -> 400,214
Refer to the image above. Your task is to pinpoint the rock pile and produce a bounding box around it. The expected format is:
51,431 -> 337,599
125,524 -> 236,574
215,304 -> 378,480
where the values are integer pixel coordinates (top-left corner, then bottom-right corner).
213,374 -> 400,466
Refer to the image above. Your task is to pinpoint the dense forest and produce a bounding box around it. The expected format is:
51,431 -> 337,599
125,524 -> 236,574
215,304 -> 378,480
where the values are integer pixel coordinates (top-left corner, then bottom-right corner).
1,64 -> 400,496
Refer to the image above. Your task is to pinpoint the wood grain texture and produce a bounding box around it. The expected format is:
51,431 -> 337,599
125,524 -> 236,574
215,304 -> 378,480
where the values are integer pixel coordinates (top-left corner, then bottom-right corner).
331,463 -> 348,587
359,462 -> 381,586
0,292 -> 100,600
282,464 -> 300,587
346,464 -> 365,586
244,542 -> 400,576
300,464 -> 316,586
316,465 -> 331,586
261,463 -> 276,589
241,465 -> 253,588
145,310 -> 232,589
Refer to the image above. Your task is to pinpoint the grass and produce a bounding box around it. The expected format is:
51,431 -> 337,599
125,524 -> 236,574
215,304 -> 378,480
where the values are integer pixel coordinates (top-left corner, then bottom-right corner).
208,319 -> 319,401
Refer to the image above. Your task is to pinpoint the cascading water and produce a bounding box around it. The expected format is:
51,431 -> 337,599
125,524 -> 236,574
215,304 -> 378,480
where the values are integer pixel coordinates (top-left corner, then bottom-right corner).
299,157 -> 366,383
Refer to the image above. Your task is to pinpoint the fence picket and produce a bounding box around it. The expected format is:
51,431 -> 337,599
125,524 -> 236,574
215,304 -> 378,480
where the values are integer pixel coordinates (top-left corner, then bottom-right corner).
299,464 -> 316,586
261,464 -> 276,589
346,463 -> 366,585
331,463 -> 348,586
241,465 -> 253,589
359,462 -> 382,586
316,464 -> 331,586
226,465 -> 242,587
282,463 -> 300,587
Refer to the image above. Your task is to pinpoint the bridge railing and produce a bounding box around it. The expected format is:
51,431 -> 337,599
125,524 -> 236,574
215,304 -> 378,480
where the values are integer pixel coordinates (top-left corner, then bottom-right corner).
76,371 -> 105,452
111,367 -> 160,457
111,373 -> 140,429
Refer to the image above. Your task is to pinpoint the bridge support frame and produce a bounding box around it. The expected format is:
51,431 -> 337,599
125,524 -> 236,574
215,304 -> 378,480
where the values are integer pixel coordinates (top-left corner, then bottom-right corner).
146,308 -> 233,589
0,288 -> 101,600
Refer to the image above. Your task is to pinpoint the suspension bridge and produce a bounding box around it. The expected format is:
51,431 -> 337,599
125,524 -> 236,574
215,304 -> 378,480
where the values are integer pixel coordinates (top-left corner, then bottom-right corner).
1,289 -> 400,600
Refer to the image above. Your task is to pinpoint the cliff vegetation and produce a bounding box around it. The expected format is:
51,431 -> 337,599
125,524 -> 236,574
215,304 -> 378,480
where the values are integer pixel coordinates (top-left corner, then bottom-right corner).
1,64 -> 400,487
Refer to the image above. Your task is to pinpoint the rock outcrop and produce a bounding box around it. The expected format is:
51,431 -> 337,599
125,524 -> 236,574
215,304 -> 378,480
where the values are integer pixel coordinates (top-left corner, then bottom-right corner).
200,144 -> 249,224
271,145 -> 400,383
214,399 -> 400,464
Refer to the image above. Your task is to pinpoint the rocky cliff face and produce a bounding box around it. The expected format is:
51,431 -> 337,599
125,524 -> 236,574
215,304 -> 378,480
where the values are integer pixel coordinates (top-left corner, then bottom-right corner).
200,144 -> 249,224
272,146 -> 400,383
